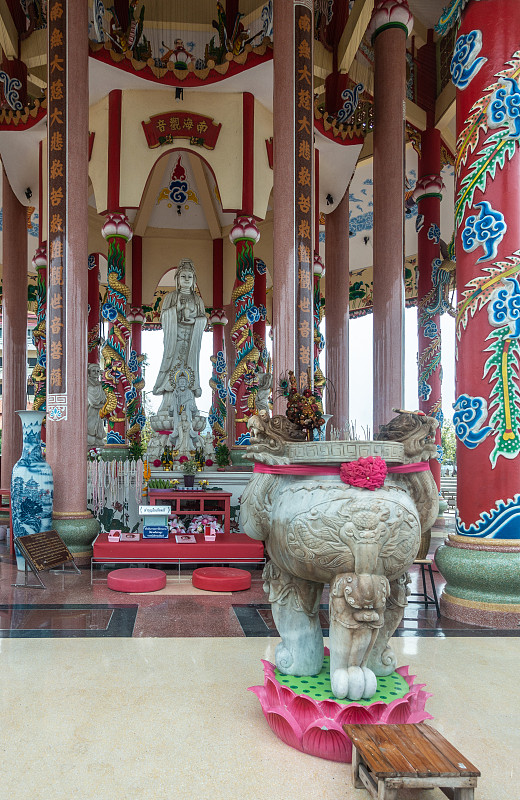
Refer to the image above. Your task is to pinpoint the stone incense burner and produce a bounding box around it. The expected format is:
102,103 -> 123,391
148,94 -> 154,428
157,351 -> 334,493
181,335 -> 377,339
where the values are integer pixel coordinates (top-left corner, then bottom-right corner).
240,411 -> 439,701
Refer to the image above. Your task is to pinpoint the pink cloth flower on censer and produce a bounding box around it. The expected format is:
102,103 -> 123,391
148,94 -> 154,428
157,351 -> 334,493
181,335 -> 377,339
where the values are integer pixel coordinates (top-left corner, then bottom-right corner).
340,456 -> 387,491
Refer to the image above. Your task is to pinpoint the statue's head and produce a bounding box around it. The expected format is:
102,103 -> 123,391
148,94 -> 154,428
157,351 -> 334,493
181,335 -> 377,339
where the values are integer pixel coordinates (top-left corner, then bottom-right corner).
376,411 -> 438,462
175,258 -> 196,293
171,367 -> 193,392
88,363 -> 100,381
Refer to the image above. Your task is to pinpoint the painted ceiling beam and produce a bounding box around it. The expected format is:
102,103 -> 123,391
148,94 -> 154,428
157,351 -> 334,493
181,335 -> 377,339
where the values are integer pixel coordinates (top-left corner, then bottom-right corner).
435,81 -> 456,131
338,0 -> 374,75
314,40 -> 333,80
133,157 -> 169,237
21,28 -> 46,68
410,16 -> 429,49
0,0 -> 18,58
187,151 -> 222,240
406,98 -> 427,131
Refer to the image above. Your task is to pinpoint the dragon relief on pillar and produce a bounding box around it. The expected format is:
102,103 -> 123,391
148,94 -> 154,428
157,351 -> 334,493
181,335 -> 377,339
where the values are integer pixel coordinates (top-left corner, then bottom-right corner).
208,343 -> 227,444
228,218 -> 261,438
30,245 -> 47,412
313,255 -> 326,403
455,48 -> 520,229
453,45 -> 520,468
100,214 -> 145,443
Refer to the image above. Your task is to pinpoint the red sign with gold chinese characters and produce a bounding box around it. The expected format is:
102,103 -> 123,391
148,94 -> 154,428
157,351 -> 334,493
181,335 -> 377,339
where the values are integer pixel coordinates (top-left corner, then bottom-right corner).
294,1 -> 314,393
47,0 -> 67,415
142,111 -> 222,150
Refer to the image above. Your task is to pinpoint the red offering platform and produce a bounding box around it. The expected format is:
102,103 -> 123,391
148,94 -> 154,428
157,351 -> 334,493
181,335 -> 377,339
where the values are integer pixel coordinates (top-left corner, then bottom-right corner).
91,531 -> 265,582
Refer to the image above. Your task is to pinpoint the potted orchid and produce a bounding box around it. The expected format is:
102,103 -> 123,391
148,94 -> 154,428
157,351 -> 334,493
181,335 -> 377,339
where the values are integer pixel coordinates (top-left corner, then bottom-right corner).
179,455 -> 197,487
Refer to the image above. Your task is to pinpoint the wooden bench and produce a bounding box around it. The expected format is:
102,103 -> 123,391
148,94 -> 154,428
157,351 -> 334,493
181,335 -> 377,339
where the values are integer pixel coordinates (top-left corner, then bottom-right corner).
344,723 -> 480,800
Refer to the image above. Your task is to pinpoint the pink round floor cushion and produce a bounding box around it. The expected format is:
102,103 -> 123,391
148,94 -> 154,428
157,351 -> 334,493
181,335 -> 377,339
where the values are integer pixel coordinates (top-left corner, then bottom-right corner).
107,567 -> 167,593
192,566 -> 251,592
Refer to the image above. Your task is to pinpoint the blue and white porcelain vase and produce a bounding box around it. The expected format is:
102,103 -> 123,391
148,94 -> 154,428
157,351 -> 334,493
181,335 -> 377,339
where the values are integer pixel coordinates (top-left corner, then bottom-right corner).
10,410 -> 54,570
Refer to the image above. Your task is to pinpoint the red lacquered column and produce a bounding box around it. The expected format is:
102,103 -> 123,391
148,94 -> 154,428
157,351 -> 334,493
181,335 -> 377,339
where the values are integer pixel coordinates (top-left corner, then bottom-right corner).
452,0 -> 520,537
325,190 -> 350,433
45,0 -> 98,559
435,0 -> 520,626
369,0 -> 413,431
272,0 -> 314,411
1,170 -> 27,488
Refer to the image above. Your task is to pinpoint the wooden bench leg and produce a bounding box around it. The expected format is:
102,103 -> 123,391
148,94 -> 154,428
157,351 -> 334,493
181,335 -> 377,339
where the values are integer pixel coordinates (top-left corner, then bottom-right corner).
378,781 -> 397,800
350,744 -> 364,789
453,789 -> 474,800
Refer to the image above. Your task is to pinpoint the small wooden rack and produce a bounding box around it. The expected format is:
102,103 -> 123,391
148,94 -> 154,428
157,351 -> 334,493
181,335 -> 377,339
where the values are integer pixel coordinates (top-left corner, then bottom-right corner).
344,723 -> 480,800
147,489 -> 232,534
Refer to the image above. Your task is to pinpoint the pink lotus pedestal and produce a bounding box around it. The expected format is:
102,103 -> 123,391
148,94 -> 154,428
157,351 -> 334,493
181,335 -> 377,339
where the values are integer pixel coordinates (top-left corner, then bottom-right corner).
249,649 -> 432,763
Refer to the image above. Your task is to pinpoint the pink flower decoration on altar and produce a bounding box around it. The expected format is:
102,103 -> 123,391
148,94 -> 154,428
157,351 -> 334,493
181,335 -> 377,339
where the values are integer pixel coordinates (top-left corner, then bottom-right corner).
340,456 -> 387,490
179,455 -> 188,464
153,459 -> 161,468
205,459 -> 214,467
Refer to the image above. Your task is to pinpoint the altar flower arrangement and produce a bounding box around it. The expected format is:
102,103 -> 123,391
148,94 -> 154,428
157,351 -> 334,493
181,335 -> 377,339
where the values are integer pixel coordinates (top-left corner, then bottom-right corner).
340,456 -> 387,491
169,515 -> 186,535
280,370 -> 325,436
187,515 -> 222,535
180,457 -> 198,475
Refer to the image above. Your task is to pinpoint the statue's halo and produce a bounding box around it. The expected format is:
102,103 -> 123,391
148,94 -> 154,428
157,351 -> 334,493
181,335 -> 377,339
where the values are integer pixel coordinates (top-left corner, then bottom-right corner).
170,364 -> 195,389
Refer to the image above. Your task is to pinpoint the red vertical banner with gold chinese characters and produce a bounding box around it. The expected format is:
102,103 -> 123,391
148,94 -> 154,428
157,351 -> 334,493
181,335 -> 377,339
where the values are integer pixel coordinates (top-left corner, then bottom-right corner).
46,0 -> 67,422
294,0 -> 314,393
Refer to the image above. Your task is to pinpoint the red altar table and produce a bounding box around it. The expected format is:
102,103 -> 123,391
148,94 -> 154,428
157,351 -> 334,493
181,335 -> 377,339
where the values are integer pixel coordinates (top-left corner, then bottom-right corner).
147,489 -> 232,533
91,530 -> 265,583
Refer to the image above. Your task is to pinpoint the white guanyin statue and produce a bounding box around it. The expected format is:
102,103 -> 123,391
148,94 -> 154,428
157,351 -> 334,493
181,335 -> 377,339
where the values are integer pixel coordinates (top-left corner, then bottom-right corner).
148,261 -> 207,462
153,258 -> 207,414
87,363 -> 107,448
168,369 -> 205,455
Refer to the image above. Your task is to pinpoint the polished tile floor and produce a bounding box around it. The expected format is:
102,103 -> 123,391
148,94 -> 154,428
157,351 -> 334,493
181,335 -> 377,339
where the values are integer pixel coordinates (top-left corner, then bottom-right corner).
1,524 -> 517,799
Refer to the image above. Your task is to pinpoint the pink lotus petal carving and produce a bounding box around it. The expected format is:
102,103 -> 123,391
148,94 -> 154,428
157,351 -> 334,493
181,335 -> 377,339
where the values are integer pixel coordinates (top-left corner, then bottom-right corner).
287,694 -> 323,729
249,659 -> 433,763
302,719 -> 353,762
264,710 -> 303,752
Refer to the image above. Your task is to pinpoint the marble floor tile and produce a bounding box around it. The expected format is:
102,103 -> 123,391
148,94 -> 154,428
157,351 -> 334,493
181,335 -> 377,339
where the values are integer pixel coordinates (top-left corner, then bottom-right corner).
0,636 -> 516,800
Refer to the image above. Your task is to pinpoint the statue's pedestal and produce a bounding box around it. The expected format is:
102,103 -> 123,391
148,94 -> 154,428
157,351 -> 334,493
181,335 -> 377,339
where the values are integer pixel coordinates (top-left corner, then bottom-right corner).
249,650 -> 433,763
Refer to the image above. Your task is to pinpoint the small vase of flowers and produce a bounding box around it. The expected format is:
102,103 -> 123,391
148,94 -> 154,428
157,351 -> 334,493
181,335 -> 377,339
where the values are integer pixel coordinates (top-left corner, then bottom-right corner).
179,455 -> 198,487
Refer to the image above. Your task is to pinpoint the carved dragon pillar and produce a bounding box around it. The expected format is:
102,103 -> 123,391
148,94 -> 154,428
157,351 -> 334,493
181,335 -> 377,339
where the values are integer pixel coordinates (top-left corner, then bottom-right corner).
229,215 -> 260,446
31,243 -> 47,413
413,159 -> 444,492
100,212 -> 144,445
